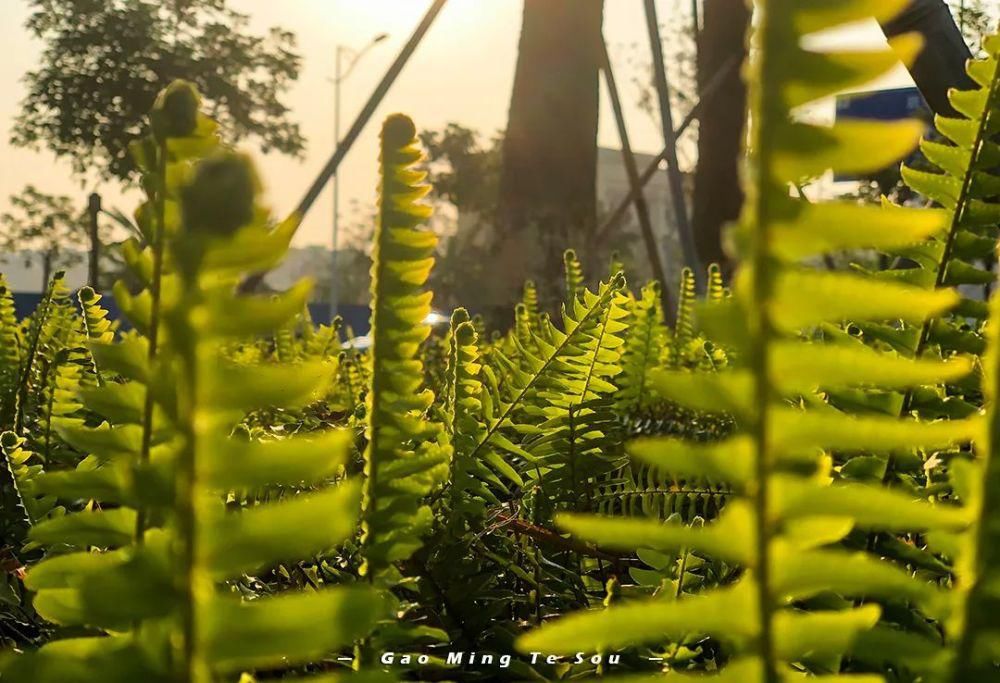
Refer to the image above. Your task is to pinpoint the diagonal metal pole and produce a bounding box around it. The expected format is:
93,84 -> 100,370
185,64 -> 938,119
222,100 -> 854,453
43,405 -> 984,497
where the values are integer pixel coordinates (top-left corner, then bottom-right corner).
295,0 -> 448,221
241,0 -> 448,294
642,0 -> 703,291
600,38 -> 676,323
594,55 -> 739,247
879,0 -> 973,117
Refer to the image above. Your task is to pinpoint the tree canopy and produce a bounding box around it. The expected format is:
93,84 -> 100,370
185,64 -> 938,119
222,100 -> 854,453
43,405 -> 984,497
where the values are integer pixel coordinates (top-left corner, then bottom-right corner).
12,0 -> 304,181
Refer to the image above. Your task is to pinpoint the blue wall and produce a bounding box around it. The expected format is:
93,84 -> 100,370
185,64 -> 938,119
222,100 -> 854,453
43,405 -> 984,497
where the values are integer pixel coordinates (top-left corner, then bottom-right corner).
13,292 -> 372,336
835,86 -> 927,122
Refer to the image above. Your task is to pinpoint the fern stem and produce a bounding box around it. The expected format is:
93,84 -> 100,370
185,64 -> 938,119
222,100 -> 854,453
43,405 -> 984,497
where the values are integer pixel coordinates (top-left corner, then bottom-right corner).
747,2 -> 777,679
174,263 -> 209,683
135,139 -> 168,546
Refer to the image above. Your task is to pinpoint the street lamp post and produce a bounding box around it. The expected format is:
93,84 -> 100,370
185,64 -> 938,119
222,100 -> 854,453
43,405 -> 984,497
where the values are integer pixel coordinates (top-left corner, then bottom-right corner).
331,33 -> 388,322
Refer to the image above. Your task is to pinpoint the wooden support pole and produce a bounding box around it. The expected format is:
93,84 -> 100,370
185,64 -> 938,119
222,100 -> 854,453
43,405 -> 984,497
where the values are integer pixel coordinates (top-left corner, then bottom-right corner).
600,39 -> 675,322
642,0 -> 702,290
594,55 -> 739,247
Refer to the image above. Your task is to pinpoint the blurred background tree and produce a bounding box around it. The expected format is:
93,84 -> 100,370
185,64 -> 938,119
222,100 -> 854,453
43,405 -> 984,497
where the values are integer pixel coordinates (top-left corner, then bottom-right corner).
12,0 -> 303,182
419,123 -> 504,310
0,186 -> 101,291
950,0 -> 998,55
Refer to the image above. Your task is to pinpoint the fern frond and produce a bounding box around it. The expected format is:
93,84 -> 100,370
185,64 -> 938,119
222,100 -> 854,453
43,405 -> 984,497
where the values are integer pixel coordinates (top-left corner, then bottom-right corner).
34,348 -> 88,464
563,248 -> 584,305
872,28 -> 1000,413
707,263 -> 725,303
471,277 -> 627,498
519,4 -> 972,680
951,35 -> 1000,665
2,82 -> 381,683
520,278 -> 631,511
361,114 -> 449,582
76,287 -> 115,386
444,316 -> 493,524
950,258 -> 1000,679
667,267 -> 696,369
273,308 -> 300,363
10,272 -> 68,436
617,281 -> 668,412
523,279 -> 541,330
0,432 -> 54,545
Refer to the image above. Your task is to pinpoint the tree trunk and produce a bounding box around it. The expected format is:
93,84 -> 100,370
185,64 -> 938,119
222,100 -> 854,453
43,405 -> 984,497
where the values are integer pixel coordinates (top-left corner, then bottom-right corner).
880,0 -> 973,117
692,0 -> 750,280
495,0 -> 604,306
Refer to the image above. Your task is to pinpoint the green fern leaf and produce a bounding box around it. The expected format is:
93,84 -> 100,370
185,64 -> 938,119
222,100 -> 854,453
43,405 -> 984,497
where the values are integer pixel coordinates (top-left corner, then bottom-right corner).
360,114 -> 449,585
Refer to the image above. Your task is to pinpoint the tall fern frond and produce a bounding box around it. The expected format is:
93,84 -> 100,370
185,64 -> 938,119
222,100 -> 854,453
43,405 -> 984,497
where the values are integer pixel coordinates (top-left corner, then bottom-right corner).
948,33 -> 1000,664
707,263 -> 726,302
897,31 -> 1000,333
523,279 -> 541,330
361,114 -> 449,583
1,83 -> 380,683
853,28 -> 1000,429
170,152 -> 376,683
518,3 -> 977,680
443,312 -> 492,525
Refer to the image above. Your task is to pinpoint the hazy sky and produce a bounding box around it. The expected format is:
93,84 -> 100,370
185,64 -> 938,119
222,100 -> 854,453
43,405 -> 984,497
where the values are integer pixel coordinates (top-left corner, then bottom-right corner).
0,0 -> 903,249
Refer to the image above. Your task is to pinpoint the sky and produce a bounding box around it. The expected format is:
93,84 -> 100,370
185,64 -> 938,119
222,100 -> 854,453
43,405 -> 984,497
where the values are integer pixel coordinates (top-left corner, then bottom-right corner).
0,0 -> 906,250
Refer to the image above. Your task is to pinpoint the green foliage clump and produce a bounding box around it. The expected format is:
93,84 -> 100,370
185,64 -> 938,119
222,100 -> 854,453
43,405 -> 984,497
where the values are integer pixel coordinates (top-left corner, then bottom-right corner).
1,6 -> 1000,682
